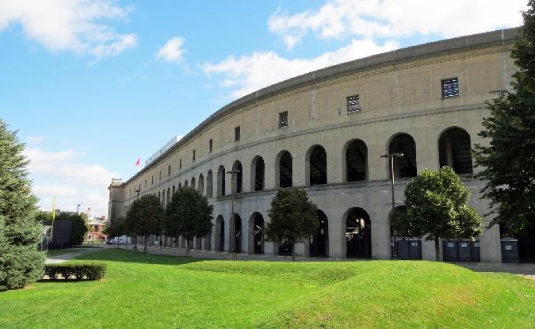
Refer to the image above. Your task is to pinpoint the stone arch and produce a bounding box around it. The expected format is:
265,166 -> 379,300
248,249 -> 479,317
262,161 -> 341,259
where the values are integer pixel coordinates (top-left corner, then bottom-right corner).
231,213 -> 242,253
215,215 -> 225,252
275,150 -> 293,188
231,160 -> 243,194
343,139 -> 368,182
306,145 -> 327,186
191,177 -> 196,190
438,127 -> 473,174
184,180 -> 189,187
344,207 -> 372,259
250,156 -> 265,191
198,173 -> 205,195
388,133 -> 417,178
249,212 -> 265,254
310,209 -> 329,257
206,170 -> 213,198
217,165 -> 226,196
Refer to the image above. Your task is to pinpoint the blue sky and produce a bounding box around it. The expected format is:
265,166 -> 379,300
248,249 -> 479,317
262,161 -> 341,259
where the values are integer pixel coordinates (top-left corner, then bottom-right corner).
0,0 -> 526,216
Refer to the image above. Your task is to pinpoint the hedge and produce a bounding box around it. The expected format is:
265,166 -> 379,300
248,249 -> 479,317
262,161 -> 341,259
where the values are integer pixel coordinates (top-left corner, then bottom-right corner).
42,263 -> 107,281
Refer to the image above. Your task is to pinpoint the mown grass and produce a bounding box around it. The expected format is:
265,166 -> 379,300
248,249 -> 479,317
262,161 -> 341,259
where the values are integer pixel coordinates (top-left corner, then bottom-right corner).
0,249 -> 534,328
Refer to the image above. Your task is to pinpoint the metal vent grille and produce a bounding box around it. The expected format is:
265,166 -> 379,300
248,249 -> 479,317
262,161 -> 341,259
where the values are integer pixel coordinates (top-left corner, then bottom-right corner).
347,95 -> 361,114
279,111 -> 288,128
442,78 -> 459,99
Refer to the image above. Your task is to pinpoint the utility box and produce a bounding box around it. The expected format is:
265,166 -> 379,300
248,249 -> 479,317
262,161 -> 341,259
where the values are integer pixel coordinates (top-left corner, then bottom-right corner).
501,238 -> 519,263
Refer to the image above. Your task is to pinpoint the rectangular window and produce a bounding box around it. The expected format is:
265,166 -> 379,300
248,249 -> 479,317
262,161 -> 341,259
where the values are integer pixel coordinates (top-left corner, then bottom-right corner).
347,95 -> 361,114
168,165 -> 171,176
193,150 -> 196,161
209,139 -> 213,153
145,180 -> 147,187
442,77 -> 459,99
279,111 -> 289,128
180,159 -> 182,169
159,171 -> 162,180
151,176 -> 154,185
235,126 -> 241,141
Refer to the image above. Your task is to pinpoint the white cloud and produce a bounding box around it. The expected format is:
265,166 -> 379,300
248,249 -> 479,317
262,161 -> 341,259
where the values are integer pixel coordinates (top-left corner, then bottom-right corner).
156,36 -> 186,63
0,0 -> 137,59
268,0 -> 526,50
202,38 -> 399,100
23,147 -> 117,216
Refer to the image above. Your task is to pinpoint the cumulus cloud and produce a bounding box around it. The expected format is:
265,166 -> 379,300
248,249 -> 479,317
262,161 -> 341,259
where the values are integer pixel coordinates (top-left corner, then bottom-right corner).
268,0 -> 526,50
23,147 -> 117,216
156,36 -> 186,63
202,38 -> 399,99
0,0 -> 137,59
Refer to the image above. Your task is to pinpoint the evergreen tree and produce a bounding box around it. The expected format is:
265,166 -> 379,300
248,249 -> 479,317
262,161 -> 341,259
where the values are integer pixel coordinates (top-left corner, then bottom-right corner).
474,2 -> 535,235
126,195 -> 164,252
165,187 -> 213,255
391,167 -> 483,261
265,188 -> 319,261
0,119 -> 45,290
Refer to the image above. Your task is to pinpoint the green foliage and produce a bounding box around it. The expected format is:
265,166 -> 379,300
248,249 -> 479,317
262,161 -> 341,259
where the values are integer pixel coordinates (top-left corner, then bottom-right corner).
474,2 -> 535,235
43,263 -> 107,281
165,187 -> 213,251
126,195 -> 164,251
391,167 -> 483,259
103,218 -> 125,238
35,210 -> 52,223
0,119 -> 44,291
55,213 -> 89,246
265,188 -> 319,259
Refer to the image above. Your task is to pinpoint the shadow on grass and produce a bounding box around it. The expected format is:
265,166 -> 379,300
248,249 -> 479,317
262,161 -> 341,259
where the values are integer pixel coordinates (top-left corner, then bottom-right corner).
73,248 -> 203,266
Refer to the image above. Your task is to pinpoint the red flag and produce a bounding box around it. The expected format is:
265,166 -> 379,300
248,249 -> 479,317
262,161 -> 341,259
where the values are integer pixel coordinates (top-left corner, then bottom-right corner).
135,157 -> 141,167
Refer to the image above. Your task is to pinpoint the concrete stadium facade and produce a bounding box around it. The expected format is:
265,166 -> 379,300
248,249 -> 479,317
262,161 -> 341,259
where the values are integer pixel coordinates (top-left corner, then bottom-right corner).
108,28 -> 520,263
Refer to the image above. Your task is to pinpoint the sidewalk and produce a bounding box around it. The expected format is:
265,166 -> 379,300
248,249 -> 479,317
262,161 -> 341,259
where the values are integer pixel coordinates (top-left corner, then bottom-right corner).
45,247 -> 104,264
457,262 -> 535,280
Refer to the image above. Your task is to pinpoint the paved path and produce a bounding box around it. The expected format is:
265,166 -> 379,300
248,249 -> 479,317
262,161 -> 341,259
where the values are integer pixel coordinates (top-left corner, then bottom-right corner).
45,247 -> 103,264
458,262 -> 535,280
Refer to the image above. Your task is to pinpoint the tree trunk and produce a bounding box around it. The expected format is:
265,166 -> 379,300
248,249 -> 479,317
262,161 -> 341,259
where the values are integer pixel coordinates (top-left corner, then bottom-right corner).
291,243 -> 295,261
144,235 -> 148,253
133,235 -> 138,251
186,238 -> 190,256
435,238 -> 440,261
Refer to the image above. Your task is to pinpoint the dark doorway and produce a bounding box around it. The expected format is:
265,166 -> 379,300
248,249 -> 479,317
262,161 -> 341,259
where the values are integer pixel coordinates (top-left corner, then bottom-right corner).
216,216 -> 225,252
388,134 -> 417,178
346,207 -> 372,258
251,213 -> 264,254
232,161 -> 243,194
502,225 -> 535,263
252,157 -> 265,191
278,151 -> 293,188
233,214 -> 242,253
310,210 -> 328,257
217,166 -> 226,196
439,127 -> 473,174
345,140 -> 368,182
278,241 -> 292,256
308,145 -> 327,185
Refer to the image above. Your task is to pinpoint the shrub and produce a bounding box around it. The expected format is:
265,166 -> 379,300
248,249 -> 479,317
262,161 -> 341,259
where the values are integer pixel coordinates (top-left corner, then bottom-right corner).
42,263 -> 107,281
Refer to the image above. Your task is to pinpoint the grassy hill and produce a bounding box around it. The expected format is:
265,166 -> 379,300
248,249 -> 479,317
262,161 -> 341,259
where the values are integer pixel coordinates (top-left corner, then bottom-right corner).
0,249 -> 534,328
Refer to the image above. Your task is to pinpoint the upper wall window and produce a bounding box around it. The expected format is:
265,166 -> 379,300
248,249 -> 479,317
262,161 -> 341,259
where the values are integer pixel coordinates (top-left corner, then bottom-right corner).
151,176 -> 154,185
279,111 -> 289,128
159,171 -> 162,180
347,95 -> 361,114
442,78 -> 459,99
193,150 -> 196,161
168,165 -> 171,176
179,159 -> 182,169
235,126 -> 241,141
145,180 -> 147,187
209,139 -> 213,153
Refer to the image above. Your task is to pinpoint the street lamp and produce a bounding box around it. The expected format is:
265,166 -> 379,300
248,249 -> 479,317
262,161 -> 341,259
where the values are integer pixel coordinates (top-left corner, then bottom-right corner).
381,152 -> 404,258
131,189 -> 141,251
226,169 -> 241,256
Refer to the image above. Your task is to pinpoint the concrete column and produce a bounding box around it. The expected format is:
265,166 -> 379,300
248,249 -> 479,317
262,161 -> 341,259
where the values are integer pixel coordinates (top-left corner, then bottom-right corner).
327,208 -> 345,259
325,141 -> 343,184
293,149 -> 306,187
480,222 -> 502,263
422,238 -> 439,261
369,205 -> 391,260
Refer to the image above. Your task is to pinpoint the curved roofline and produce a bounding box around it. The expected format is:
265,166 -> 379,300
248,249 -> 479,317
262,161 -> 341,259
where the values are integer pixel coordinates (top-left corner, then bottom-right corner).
124,27 -> 520,185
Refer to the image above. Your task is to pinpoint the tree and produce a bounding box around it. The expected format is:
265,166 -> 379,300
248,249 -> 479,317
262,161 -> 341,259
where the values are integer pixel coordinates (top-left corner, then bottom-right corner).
0,119 -> 45,290
391,167 -> 484,261
103,218 -> 125,248
126,195 -> 164,252
265,188 -> 319,261
55,212 -> 89,246
165,187 -> 213,255
474,2 -> 535,235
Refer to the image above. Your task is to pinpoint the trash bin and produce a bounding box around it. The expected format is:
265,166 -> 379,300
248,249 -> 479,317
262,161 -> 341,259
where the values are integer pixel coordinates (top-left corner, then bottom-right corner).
458,241 -> 473,262
501,238 -> 519,263
442,240 -> 458,262
470,241 -> 481,262
407,238 -> 422,260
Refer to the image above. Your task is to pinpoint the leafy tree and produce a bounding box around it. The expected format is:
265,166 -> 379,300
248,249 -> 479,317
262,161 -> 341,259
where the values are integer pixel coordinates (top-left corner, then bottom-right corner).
103,217 -> 125,248
265,188 -> 319,261
55,212 -> 89,246
165,187 -> 213,255
126,195 -> 164,252
0,119 -> 45,290
391,167 -> 483,261
474,2 -> 535,235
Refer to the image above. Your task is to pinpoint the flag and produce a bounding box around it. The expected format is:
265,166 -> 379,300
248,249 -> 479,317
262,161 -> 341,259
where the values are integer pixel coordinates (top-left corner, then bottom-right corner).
50,197 -> 56,243
135,157 -> 141,167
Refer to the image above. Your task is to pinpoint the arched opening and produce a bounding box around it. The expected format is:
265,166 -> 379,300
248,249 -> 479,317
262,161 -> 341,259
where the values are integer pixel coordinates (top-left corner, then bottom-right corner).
231,161 -> 243,194
191,177 -> 196,190
307,145 -> 327,185
184,180 -> 189,187
162,190 -> 166,207
345,139 -> 368,182
172,185 -> 175,195
251,156 -> 265,191
249,213 -> 264,254
232,214 -> 242,253
215,216 -> 225,252
310,210 -> 328,257
167,187 -> 171,205
178,183 -> 182,189
198,174 -> 205,195
277,150 -> 293,188
207,170 -> 213,198
388,134 -> 417,178
439,127 -> 473,174
203,232 -> 212,251
217,165 -> 226,196
345,207 -> 372,259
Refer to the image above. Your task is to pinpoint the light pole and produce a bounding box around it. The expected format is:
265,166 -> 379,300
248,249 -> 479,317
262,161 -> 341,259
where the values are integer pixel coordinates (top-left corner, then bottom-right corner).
227,169 -> 240,256
381,152 -> 404,258
131,189 -> 141,251
76,204 -> 81,214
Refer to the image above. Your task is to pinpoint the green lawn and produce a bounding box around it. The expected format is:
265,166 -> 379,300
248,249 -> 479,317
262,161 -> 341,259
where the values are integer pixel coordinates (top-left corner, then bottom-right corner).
1,249 -> 534,328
